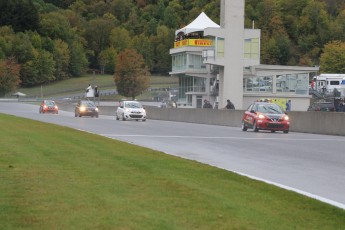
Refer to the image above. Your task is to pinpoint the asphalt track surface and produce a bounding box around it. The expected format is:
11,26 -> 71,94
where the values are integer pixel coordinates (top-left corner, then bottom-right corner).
1,102 -> 345,210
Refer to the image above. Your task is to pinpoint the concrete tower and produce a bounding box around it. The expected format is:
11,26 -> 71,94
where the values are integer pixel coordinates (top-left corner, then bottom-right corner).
219,0 -> 244,109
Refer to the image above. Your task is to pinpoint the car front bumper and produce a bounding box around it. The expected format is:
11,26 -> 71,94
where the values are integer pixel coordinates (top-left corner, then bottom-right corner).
257,120 -> 289,131
124,112 -> 146,120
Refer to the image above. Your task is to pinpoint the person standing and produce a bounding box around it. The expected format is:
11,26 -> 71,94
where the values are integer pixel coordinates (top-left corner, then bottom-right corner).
286,100 -> 291,111
338,99 -> 343,112
86,84 -> 91,93
311,79 -> 315,90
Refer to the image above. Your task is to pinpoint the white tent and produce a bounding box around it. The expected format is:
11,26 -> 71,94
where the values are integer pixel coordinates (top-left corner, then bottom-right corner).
11,92 -> 26,97
175,12 -> 220,36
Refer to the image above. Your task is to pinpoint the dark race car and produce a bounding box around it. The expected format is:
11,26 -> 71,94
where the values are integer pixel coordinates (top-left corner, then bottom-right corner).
242,102 -> 290,133
75,100 -> 99,118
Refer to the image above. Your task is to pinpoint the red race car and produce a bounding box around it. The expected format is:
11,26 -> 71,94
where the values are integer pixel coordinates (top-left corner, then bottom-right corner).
242,102 -> 289,133
39,100 -> 59,114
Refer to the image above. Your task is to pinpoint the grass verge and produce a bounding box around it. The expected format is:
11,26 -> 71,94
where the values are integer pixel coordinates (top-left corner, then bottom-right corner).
16,74 -> 178,98
0,114 -> 344,229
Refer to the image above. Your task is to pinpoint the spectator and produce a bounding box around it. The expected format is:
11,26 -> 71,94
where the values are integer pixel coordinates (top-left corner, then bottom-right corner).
86,84 -> 91,93
203,100 -> 213,109
311,79 -> 315,90
286,100 -> 291,111
339,99 -> 344,112
224,99 -> 235,109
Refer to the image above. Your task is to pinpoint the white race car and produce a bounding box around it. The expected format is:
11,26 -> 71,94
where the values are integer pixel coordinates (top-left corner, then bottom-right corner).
116,100 -> 146,121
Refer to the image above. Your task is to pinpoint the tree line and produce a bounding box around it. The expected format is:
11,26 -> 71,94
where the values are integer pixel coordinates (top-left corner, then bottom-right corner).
0,0 -> 344,96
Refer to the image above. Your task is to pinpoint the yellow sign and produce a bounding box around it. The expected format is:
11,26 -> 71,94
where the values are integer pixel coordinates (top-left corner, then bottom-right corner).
174,39 -> 213,48
258,98 -> 289,110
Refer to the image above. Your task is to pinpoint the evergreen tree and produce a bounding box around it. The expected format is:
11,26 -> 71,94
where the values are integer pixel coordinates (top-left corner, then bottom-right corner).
53,39 -> 70,80
68,40 -> 88,77
0,0 -> 39,32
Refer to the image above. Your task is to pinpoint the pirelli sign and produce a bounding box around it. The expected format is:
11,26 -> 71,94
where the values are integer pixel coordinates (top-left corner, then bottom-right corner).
174,39 -> 213,48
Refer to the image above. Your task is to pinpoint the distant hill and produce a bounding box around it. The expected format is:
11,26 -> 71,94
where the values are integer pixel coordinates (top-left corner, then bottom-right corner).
0,0 -> 344,87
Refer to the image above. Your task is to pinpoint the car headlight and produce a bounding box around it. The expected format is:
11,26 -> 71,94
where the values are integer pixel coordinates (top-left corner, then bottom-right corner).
283,115 -> 289,121
95,108 -> 99,112
79,106 -> 86,112
258,114 -> 265,119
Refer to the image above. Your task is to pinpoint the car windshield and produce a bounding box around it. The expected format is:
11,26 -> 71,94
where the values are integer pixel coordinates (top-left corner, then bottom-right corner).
124,102 -> 142,108
257,104 -> 284,114
45,101 -> 55,106
81,101 -> 96,107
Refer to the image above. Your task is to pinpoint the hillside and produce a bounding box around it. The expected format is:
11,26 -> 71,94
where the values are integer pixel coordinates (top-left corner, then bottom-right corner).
0,0 -> 344,92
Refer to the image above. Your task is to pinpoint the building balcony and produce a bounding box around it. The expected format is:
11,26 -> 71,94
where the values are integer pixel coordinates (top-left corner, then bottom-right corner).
185,86 -> 206,93
170,65 -> 208,75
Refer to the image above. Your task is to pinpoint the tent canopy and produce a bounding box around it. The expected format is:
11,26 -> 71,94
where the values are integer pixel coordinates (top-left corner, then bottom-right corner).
11,92 -> 26,97
175,12 -> 220,36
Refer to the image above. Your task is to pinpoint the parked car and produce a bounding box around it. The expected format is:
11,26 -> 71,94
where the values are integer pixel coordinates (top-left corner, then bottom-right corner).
116,100 -> 146,121
242,102 -> 290,133
307,101 -> 335,112
75,100 -> 99,118
39,100 -> 58,114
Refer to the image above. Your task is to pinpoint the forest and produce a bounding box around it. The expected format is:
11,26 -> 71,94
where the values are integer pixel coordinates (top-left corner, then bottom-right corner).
0,0 -> 344,94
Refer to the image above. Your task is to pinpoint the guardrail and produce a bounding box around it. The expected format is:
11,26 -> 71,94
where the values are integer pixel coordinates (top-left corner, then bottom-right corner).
56,102 -> 345,136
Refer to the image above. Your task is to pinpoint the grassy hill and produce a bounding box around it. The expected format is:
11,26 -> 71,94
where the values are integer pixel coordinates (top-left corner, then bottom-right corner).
15,74 -> 178,100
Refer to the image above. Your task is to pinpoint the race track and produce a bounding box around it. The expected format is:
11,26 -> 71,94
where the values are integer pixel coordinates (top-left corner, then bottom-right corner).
1,102 -> 344,209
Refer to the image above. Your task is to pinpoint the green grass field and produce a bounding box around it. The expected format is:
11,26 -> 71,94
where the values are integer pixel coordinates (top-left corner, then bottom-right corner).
16,74 -> 178,100
1,113 -> 345,229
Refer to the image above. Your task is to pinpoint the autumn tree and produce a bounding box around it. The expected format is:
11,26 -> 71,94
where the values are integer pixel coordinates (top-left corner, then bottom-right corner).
320,40 -> 345,73
0,58 -> 21,96
114,49 -> 150,99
